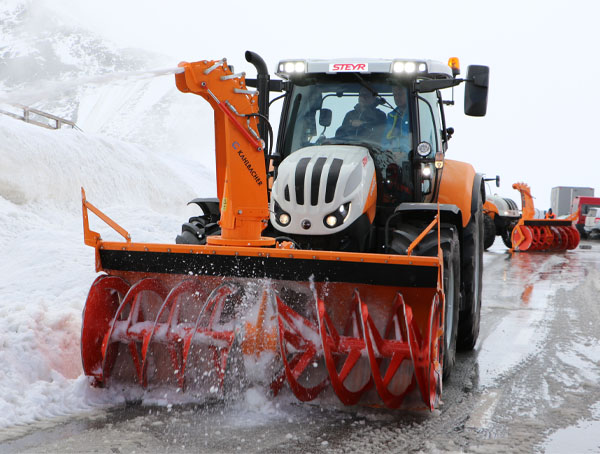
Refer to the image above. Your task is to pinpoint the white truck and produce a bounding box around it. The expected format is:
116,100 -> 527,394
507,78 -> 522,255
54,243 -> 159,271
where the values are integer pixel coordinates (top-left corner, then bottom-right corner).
551,186 -> 594,217
584,207 -> 600,237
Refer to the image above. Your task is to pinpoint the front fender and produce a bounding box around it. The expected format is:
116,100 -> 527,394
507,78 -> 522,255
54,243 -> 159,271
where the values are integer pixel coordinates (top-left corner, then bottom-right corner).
438,160 -> 482,227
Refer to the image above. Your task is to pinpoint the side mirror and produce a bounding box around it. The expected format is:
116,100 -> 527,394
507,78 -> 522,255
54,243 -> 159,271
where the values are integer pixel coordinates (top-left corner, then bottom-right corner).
464,65 -> 489,117
319,108 -> 332,127
484,175 -> 500,188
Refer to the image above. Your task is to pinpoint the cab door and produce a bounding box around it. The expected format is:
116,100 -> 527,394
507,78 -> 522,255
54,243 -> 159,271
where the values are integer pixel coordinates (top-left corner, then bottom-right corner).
416,92 -> 443,201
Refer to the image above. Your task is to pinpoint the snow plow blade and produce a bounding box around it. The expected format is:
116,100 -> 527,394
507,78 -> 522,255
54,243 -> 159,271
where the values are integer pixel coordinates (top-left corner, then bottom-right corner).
81,190 -> 445,410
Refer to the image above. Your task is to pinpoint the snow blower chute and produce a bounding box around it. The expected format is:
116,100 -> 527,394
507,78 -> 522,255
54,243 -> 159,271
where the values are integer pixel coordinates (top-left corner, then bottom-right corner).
81,54 -> 489,410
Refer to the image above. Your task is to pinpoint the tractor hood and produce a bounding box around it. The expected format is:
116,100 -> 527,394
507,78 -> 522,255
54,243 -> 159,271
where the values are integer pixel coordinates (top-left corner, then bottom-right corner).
270,145 -> 377,235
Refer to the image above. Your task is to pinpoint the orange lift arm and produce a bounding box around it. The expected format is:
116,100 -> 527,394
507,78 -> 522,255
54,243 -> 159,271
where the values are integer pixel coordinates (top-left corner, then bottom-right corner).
175,59 -> 274,246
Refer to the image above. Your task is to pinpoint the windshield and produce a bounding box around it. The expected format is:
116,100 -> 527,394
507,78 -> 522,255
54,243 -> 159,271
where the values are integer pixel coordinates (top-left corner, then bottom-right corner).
280,77 -> 413,172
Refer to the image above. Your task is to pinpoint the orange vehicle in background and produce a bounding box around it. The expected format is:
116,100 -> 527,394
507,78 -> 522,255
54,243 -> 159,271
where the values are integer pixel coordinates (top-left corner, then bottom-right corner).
511,182 -> 580,252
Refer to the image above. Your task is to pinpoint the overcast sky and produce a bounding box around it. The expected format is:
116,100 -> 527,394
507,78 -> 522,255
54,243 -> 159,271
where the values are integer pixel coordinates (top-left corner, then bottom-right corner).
45,0 -> 600,209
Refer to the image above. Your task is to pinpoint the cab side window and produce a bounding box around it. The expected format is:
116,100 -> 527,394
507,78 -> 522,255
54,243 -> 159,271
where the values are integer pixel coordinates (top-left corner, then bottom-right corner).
417,92 -> 442,155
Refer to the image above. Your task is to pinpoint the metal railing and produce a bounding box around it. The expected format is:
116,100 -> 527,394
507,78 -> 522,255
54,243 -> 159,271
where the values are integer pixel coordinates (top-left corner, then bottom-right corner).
0,103 -> 81,130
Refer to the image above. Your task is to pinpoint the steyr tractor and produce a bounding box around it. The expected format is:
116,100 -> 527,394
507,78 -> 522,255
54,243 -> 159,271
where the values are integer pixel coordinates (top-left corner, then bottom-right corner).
81,52 -> 489,410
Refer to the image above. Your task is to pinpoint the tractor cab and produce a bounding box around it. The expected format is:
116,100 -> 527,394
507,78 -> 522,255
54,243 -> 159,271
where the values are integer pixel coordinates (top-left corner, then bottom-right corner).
277,76 -> 414,206
266,58 -> 487,251
273,59 -> 455,208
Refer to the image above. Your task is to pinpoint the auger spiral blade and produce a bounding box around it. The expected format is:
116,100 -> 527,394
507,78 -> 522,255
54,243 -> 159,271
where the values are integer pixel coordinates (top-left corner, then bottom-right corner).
511,222 -> 580,252
275,285 -> 443,410
359,291 -> 443,410
82,276 -> 249,398
317,294 -> 373,406
275,295 -> 329,402
81,275 -> 131,386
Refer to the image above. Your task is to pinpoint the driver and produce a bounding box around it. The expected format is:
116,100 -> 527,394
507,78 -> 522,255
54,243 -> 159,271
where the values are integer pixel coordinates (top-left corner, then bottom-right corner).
382,85 -> 411,151
335,87 -> 386,141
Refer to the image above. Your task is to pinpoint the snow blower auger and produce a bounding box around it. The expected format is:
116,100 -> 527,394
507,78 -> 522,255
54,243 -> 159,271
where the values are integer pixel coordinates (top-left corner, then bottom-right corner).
510,182 -> 580,252
81,53 -> 489,411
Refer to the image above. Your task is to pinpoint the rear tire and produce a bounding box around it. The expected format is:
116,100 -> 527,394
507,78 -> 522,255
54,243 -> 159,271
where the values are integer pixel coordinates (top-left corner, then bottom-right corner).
457,187 -> 483,351
176,216 -> 221,245
441,229 -> 460,379
483,214 -> 496,250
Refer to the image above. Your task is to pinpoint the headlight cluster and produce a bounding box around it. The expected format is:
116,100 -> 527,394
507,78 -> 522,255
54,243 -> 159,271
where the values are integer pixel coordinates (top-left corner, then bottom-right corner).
324,203 -> 351,229
392,60 -> 427,74
275,201 -> 352,230
277,60 -> 307,77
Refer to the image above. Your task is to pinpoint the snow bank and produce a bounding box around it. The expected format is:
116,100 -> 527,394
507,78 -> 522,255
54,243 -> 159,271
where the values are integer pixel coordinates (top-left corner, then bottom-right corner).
0,114 -> 214,430
0,115 -> 203,212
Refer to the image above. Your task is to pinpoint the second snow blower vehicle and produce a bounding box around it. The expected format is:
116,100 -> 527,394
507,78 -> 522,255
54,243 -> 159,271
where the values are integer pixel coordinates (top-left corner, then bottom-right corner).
510,182 -> 580,252
80,52 -> 489,410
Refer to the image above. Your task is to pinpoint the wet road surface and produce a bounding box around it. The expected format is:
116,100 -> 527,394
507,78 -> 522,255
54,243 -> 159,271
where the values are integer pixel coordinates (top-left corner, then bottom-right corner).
1,240 -> 599,453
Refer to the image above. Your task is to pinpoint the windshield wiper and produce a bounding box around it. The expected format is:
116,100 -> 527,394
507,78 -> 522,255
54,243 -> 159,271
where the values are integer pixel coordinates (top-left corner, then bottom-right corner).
353,74 -> 395,110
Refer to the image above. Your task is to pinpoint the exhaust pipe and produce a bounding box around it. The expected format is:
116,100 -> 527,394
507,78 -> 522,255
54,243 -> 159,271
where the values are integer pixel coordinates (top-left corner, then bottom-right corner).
245,51 -> 270,150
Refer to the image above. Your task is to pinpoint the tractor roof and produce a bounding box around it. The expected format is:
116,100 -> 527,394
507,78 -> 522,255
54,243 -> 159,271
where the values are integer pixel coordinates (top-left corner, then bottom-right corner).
275,58 -> 454,80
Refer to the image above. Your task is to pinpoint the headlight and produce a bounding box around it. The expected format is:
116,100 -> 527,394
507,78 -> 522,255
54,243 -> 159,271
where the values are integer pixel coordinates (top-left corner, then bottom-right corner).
421,163 -> 434,195
274,201 -> 291,227
323,202 -> 351,229
279,213 -> 291,226
417,141 -> 432,157
325,215 -> 337,227
392,61 -> 405,73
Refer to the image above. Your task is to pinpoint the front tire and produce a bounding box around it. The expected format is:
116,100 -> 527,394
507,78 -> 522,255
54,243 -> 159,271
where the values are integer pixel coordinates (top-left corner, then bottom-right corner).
501,225 -> 514,248
390,224 -> 459,379
483,213 -> 496,250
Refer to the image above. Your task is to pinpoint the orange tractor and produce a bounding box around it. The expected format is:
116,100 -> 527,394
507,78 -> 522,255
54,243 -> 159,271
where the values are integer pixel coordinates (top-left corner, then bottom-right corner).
510,182 -> 580,252
80,52 -> 489,410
